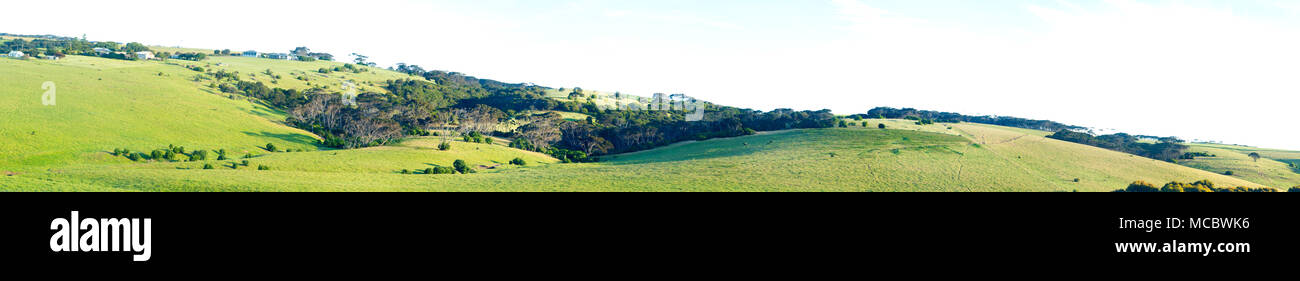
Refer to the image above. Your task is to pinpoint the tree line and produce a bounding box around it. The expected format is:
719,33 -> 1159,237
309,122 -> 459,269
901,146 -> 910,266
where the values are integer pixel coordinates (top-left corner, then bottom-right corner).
1047,130 -> 1187,162
858,107 -> 1087,132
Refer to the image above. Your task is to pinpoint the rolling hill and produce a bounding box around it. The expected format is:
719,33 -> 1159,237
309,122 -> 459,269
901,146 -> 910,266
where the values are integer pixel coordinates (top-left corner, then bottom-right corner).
1,37 -> 1293,191
0,55 -> 320,169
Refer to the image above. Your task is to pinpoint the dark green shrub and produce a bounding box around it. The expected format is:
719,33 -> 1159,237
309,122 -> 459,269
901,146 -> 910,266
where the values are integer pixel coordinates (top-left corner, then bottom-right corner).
202,164 -> 214,169
265,143 -> 277,152
400,169 -> 411,174
510,158 -> 527,166
1223,170 -> 1234,176
438,142 -> 451,151
423,168 -> 434,174
432,166 -> 455,174
241,160 -> 250,166
453,160 -> 471,174
257,165 -> 270,171
878,124 -> 886,129
1289,186 -> 1300,192
484,138 -> 494,145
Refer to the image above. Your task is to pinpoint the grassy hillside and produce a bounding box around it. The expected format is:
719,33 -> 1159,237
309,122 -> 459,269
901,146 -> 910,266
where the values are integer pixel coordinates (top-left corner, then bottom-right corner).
2,122 -> 1265,191
0,44 -> 1283,192
1178,143 -> 1300,188
169,55 -> 424,94
0,55 -> 319,169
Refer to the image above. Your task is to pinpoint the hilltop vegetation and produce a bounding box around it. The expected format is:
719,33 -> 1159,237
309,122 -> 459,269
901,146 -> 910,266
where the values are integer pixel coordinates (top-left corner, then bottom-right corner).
1,34 -> 1293,192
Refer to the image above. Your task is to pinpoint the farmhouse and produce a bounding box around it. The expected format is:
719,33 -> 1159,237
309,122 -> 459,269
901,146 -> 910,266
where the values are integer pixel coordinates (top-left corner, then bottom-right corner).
93,47 -> 112,54
265,53 -> 293,60
43,55 -> 59,60
242,50 -> 259,57
8,50 -> 24,58
135,51 -> 155,60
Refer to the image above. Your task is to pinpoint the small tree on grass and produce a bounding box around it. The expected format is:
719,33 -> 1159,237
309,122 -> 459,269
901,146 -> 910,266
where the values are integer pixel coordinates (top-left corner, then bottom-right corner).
878,124 -> 887,129
257,165 -> 270,171
203,164 -> 214,170
838,120 -> 848,128
510,158 -> 527,166
453,160 -> 471,174
423,168 -> 434,174
438,142 -> 452,151
1248,152 -> 1261,162
400,169 -> 411,174
265,143 -> 278,152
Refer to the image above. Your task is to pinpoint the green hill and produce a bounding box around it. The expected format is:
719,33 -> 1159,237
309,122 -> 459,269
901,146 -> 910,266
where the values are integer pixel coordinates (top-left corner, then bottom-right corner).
0,55 -> 319,169
3,121 -> 1265,191
1177,143 -> 1300,188
0,40 -> 1285,192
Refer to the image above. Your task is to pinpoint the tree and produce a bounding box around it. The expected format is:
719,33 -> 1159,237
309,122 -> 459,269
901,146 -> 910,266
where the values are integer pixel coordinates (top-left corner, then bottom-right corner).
121,42 -> 150,53
1290,186 -> 1300,192
510,158 -> 527,166
1248,152 -> 1261,162
291,46 -> 311,56
878,123 -> 886,129
517,114 -> 562,150
351,53 -> 370,66
453,159 -> 471,174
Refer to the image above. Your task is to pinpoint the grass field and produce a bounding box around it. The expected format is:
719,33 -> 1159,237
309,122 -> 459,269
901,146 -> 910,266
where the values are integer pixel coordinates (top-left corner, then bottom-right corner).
1,51 -> 1286,192
168,55 -> 425,94
2,123 -> 1265,191
1178,143 -> 1300,188
0,55 -> 319,170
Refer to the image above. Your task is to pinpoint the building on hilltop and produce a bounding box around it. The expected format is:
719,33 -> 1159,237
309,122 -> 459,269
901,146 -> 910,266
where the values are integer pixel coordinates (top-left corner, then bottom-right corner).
265,53 -> 294,60
135,51 -> 155,60
242,50 -> 259,57
8,50 -> 24,58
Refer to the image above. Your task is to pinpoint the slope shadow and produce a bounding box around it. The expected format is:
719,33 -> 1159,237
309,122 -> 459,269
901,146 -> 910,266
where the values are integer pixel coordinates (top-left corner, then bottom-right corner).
242,131 -> 320,146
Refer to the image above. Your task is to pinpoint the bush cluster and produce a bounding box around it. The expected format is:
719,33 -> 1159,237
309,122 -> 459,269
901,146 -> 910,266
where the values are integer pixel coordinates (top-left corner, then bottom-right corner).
1118,180 -> 1278,192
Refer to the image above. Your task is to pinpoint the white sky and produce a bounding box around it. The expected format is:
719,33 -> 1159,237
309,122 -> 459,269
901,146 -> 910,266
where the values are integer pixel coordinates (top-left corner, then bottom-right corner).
2,0 -> 1297,149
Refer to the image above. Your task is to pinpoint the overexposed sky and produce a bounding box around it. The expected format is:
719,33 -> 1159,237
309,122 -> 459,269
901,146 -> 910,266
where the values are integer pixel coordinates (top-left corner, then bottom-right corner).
2,0 -> 1297,149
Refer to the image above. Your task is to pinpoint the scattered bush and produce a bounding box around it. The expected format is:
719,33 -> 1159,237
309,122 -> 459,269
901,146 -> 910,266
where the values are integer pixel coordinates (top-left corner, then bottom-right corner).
1289,186 -> 1300,192
400,169 -> 411,174
1119,180 -> 1278,192
878,124 -> 887,129
510,158 -> 527,166
431,166 -> 456,175
1223,170 -> 1234,176
1124,181 -> 1160,192
423,168 -> 434,174
202,164 -> 214,169
453,160 -> 471,174
257,165 -> 270,171
241,160 -> 250,166
265,143 -> 278,152
438,142 -> 451,151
